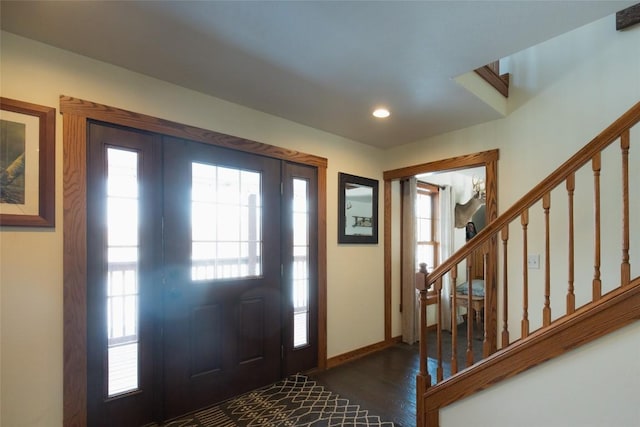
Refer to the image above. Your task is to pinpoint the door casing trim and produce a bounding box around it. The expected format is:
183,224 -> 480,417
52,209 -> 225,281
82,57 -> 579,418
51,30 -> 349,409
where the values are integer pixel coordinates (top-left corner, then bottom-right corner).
382,150 -> 499,349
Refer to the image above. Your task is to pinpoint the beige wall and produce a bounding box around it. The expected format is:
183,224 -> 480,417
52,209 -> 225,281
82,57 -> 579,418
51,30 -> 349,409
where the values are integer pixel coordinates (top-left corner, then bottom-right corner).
0,31 -> 387,427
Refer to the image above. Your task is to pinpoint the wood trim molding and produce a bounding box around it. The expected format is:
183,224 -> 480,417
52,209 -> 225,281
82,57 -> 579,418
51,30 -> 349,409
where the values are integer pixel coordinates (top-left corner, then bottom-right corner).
484,158 -> 499,355
423,278 -> 640,412
63,113 -> 88,427
59,96 -> 328,168
317,166 -> 328,370
383,149 -> 499,181
61,96 -> 329,426
326,338 -> 400,369
384,180 -> 393,342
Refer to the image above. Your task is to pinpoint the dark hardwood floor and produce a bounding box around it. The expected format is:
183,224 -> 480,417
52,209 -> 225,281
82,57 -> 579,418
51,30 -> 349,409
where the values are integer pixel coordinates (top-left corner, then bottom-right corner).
308,320 -> 484,427
310,343 -> 419,427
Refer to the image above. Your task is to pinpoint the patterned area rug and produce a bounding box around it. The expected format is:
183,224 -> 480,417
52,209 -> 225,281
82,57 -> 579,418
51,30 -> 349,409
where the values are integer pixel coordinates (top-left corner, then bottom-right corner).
162,374 -> 398,426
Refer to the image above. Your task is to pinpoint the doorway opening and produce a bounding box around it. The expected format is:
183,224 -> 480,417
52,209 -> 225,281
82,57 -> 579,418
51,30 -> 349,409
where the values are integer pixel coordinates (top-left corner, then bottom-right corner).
382,149 -> 498,353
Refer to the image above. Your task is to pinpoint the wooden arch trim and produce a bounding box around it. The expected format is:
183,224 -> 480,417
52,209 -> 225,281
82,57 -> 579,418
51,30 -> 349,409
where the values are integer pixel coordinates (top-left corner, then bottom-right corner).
61,96 -> 328,426
382,149 -> 499,350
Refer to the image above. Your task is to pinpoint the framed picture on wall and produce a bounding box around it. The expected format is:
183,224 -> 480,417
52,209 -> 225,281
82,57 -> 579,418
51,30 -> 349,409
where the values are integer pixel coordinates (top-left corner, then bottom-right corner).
338,172 -> 378,244
0,98 -> 56,227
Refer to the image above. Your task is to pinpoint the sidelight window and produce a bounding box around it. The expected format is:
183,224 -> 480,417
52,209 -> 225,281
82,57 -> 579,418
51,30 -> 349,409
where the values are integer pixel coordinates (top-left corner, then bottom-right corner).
106,148 -> 140,397
292,178 -> 310,347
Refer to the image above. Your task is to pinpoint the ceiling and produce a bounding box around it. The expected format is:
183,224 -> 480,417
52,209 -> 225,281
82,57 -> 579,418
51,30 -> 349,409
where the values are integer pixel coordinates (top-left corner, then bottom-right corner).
1,1 -> 634,149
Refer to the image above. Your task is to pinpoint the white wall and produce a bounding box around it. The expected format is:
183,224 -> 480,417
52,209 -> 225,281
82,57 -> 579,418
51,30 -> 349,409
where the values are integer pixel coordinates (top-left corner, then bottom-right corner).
0,31 -> 387,427
386,14 -> 640,425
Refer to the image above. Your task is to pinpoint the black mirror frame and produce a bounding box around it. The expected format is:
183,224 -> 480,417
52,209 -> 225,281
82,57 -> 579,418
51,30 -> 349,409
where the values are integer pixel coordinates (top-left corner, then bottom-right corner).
338,172 -> 379,244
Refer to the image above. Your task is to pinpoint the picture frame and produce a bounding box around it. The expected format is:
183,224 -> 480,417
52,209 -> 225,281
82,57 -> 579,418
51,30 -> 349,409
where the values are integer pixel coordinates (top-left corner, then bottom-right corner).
1,98 -> 56,227
338,172 -> 378,244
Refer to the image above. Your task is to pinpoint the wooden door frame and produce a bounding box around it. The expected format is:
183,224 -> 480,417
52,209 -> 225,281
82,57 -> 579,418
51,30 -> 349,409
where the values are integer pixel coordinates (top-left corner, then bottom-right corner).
61,96 -> 328,426
383,149 -> 499,352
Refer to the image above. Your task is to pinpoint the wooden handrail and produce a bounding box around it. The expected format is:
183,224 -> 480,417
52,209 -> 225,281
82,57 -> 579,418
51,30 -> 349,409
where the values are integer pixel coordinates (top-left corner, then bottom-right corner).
417,100 -> 640,427
421,101 -> 640,291
474,61 -> 510,97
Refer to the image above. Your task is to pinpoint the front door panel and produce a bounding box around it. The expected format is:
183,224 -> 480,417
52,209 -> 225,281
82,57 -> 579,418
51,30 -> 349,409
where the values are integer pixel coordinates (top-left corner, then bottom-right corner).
162,137 -> 282,419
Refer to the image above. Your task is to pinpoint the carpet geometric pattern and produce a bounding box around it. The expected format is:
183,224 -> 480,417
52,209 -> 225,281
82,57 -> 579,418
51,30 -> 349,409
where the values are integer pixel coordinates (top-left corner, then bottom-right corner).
162,374 -> 397,427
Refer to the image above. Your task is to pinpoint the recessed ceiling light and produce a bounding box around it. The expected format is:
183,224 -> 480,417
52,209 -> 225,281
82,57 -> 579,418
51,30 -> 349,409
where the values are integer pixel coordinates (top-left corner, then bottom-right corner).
372,108 -> 390,118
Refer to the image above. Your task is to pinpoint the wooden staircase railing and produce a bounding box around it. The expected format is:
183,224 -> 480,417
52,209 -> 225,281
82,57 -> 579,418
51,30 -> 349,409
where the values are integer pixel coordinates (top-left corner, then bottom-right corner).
416,101 -> 640,427
474,60 -> 510,97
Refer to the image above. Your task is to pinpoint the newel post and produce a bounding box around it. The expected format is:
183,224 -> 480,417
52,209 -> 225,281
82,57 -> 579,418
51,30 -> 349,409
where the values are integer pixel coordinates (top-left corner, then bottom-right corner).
416,271 -> 431,427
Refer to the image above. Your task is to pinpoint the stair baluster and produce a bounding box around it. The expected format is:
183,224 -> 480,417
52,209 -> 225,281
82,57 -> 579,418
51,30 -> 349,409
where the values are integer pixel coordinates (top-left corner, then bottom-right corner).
543,193 -> 552,327
450,266 -> 458,375
620,130 -> 630,286
521,209 -> 530,338
435,277 -> 444,382
465,255 -> 474,367
592,153 -> 602,300
500,226 -> 510,346
566,173 -> 576,314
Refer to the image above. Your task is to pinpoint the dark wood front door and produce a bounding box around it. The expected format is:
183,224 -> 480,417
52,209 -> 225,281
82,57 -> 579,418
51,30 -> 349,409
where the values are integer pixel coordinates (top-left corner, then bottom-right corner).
87,123 -> 318,425
161,137 -> 283,418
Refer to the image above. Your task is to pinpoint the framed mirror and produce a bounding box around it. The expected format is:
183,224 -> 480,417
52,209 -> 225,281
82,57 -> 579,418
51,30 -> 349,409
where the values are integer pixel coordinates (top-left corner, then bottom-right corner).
338,172 -> 378,244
